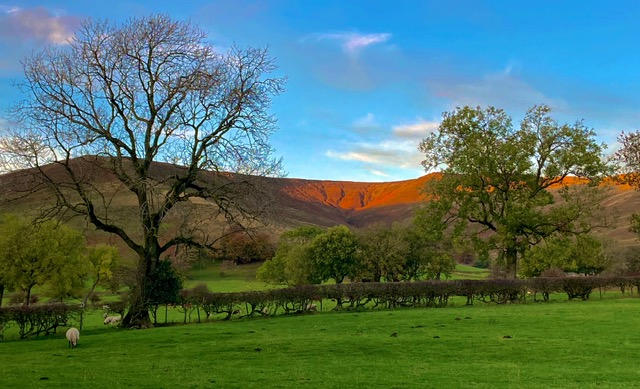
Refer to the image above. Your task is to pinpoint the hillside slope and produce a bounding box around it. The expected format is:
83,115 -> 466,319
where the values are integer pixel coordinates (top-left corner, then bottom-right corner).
0,158 -> 638,245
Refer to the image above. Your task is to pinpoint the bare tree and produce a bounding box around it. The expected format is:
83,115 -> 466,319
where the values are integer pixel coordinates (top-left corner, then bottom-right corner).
0,15 -> 285,327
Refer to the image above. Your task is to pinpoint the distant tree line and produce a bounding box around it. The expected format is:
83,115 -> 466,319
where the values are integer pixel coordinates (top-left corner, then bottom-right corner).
256,221 -> 459,286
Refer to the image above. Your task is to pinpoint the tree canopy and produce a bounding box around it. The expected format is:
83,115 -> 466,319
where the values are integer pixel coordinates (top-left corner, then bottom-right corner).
615,131 -> 640,235
0,15 -> 285,326
257,226 -> 324,286
419,105 -> 609,277
0,215 -> 85,305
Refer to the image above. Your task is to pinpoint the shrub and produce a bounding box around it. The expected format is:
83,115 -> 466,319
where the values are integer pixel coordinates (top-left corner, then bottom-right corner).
0,304 -> 82,339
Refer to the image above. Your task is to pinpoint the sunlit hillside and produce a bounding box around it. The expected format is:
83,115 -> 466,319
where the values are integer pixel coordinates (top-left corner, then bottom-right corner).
0,158 -> 638,248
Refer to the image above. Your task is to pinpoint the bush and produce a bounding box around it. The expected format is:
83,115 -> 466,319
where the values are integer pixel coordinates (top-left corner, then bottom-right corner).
8,292 -> 38,306
562,277 -> 597,300
0,304 -> 83,339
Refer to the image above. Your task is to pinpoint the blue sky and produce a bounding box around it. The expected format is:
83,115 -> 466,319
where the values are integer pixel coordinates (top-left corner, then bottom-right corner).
0,1 -> 638,182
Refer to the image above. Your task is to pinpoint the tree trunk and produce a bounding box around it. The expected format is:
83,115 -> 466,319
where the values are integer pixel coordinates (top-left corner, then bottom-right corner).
82,277 -> 101,308
0,283 -> 4,307
122,297 -> 152,328
25,286 -> 33,306
121,253 -> 153,328
505,247 -> 518,279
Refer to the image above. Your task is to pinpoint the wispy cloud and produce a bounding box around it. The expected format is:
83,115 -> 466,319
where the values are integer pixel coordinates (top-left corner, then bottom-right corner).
325,117 -> 437,179
392,120 -> 439,139
352,112 -> 383,133
304,31 -> 391,55
327,139 -> 422,168
0,6 -> 80,44
427,65 -> 567,114
368,168 -> 390,178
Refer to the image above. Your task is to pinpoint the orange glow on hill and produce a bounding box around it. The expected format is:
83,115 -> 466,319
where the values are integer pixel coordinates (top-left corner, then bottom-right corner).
279,174 -> 439,211
277,173 -> 638,212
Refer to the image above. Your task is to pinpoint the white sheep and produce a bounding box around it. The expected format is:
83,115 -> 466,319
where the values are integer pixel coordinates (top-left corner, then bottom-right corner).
306,303 -> 317,312
66,327 -> 80,348
103,315 -> 121,325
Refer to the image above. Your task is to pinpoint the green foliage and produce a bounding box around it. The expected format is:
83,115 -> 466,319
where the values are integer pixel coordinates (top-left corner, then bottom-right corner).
615,130 -> 640,187
257,226 -> 324,285
308,225 -> 359,284
419,104 -> 610,277
605,244 -> 640,276
147,260 -> 183,305
146,260 -> 182,325
81,244 -> 120,306
0,215 -> 86,304
0,304 -> 82,339
355,223 -> 407,282
408,208 -> 457,280
520,235 -> 608,277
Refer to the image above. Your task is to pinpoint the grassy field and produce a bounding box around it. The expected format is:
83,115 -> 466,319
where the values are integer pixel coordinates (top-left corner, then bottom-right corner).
451,264 -> 489,280
1,297 -> 640,388
185,261 -> 272,292
0,261 -> 490,307
182,261 -> 490,292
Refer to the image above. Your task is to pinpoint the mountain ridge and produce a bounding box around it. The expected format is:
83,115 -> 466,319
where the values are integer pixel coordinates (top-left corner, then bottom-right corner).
0,158 -> 638,245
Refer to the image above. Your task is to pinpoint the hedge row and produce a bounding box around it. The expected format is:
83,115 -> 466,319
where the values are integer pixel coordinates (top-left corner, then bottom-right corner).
4,276 -> 640,335
0,304 -> 83,340
175,275 -> 640,323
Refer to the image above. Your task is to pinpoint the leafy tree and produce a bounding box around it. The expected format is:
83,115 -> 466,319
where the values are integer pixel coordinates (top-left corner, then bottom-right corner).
406,206 -> 456,280
0,16 -> 285,326
355,223 -> 408,282
615,131 -> 640,236
216,230 -> 275,264
0,215 -> 85,305
282,244 -> 320,285
81,244 -> 120,307
146,260 -> 183,324
520,235 -> 608,277
257,226 -> 323,285
605,244 -> 640,276
308,225 -> 358,284
419,105 -> 609,277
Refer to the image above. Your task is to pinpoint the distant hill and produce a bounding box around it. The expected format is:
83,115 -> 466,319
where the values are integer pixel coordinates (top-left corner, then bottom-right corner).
0,158 -> 639,247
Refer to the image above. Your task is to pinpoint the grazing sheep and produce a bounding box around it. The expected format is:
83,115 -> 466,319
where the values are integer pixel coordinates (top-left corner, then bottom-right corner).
306,303 -> 317,312
103,315 -> 122,325
66,327 -> 80,348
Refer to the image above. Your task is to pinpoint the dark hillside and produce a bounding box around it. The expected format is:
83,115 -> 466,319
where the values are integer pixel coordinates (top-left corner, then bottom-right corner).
0,158 -> 638,246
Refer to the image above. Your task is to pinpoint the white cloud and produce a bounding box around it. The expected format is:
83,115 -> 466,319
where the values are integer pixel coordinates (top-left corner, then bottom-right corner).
326,117 -> 434,172
368,168 -> 390,178
0,6 -> 20,14
0,6 -> 80,44
323,115 -> 442,180
304,31 -> 391,55
392,120 -> 439,139
342,33 -> 391,53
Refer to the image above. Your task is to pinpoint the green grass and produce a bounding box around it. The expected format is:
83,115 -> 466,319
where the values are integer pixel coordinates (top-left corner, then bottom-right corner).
184,261 -> 275,292
451,264 -> 490,280
2,297 -> 640,388
182,261 -> 490,293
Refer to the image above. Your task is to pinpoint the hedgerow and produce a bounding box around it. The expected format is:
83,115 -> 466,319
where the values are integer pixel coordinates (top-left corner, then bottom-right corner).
0,304 -> 83,339
4,276 -> 640,340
